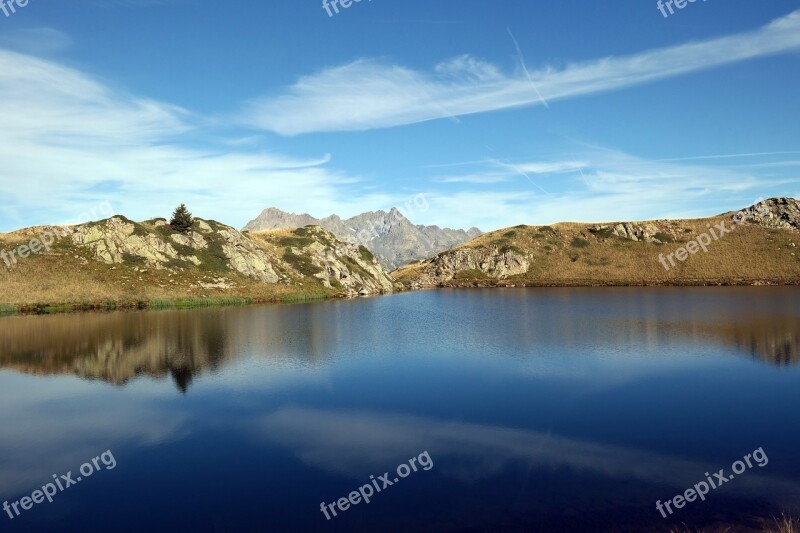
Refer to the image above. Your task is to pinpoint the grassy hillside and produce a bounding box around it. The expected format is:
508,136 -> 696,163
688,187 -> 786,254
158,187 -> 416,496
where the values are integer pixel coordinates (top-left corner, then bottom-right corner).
394,205 -> 800,288
0,217 -> 392,314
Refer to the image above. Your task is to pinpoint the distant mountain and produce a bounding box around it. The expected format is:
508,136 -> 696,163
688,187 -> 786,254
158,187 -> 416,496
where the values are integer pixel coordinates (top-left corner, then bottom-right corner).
243,207 -> 482,270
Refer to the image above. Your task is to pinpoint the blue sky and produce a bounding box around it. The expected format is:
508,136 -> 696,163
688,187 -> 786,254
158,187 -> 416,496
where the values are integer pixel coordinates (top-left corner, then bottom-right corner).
0,0 -> 798,232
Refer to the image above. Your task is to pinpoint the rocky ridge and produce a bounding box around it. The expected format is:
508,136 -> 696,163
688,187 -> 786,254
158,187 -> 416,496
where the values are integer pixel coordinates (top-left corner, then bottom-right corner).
394,198 -> 800,289
243,207 -> 482,270
67,216 -> 393,297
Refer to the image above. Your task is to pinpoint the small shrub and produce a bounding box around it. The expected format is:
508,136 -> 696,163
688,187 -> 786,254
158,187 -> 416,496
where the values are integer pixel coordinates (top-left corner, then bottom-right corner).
539,226 -> 555,234
654,232 -> 674,243
571,237 -> 590,248
591,228 -> 616,239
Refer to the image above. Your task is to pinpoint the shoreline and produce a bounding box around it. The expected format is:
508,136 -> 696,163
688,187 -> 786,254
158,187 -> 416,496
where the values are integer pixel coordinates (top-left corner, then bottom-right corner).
2,277 -> 799,317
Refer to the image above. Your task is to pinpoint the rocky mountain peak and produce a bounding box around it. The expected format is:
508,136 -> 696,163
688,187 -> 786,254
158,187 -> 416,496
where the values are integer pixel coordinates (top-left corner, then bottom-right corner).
243,207 -> 482,270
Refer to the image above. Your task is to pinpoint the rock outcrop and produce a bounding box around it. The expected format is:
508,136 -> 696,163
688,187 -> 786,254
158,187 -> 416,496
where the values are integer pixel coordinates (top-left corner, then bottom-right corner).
400,245 -> 530,289
71,217 -> 280,283
588,221 -> 679,243
742,198 -> 800,231
65,217 -> 395,296
255,226 -> 395,296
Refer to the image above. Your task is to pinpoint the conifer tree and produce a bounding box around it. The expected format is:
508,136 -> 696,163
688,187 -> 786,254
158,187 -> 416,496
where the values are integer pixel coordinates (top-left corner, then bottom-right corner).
170,204 -> 193,234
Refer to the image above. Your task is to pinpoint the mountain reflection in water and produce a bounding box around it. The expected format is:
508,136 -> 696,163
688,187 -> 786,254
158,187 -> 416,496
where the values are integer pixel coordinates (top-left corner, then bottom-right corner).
0,288 -> 798,393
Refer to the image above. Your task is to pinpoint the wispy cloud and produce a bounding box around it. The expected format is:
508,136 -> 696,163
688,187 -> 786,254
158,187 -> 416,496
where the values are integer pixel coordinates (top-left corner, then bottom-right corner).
414,147 -> 799,230
257,407 -> 800,511
0,27 -> 73,55
0,48 -> 392,231
244,10 -> 800,135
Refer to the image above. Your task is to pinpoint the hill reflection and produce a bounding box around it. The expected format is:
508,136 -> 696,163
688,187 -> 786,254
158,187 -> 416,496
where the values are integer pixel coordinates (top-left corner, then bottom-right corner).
0,291 -> 798,392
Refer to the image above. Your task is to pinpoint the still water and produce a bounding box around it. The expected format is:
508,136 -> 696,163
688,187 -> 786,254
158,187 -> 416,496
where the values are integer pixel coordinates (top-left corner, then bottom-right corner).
1,287 -> 799,532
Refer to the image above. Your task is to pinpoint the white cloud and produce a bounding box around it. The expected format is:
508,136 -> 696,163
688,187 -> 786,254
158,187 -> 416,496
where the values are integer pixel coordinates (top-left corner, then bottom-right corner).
413,147 -> 799,231
244,10 -> 800,135
0,48 -> 391,231
256,407 -> 800,510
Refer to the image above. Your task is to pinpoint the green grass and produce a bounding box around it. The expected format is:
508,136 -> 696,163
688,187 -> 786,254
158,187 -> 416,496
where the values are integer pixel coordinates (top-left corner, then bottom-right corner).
591,228 -> 616,239
358,245 -> 375,262
283,249 -> 323,276
121,252 -> 147,265
539,226 -> 556,233
279,236 -> 315,248
0,304 -> 18,316
490,238 -> 524,254
453,269 -> 489,281
280,292 -> 328,303
571,237 -> 591,248
500,244 -> 524,254
148,296 -> 252,309
654,232 -> 675,243
192,240 -> 229,273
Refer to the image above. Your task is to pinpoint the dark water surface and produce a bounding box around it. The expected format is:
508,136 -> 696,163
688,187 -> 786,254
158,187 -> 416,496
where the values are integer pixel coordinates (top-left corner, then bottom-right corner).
1,287 -> 799,532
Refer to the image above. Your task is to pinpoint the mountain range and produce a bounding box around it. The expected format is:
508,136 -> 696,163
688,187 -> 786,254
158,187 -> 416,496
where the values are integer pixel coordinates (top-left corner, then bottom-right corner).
1,198 -> 799,314
243,207 -> 482,270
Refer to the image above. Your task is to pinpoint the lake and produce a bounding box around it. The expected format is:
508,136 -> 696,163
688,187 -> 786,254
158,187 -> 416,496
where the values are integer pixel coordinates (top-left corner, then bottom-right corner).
1,287 -> 799,532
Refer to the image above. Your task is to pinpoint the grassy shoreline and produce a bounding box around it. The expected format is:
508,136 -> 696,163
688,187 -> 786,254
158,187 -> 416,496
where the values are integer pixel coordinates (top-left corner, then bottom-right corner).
2,278 -> 799,318
0,292 -> 334,317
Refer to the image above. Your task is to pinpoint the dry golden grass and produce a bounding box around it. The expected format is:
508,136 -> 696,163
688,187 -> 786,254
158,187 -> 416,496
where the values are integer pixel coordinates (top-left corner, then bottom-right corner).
664,514 -> 800,533
0,230 -> 332,310
765,515 -> 800,533
394,214 -> 800,287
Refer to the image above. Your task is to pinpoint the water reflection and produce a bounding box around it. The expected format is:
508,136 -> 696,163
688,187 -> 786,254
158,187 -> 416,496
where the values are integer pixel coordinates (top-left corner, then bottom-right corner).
0,288 -> 798,392
258,406 -> 800,512
1,289 -> 799,532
